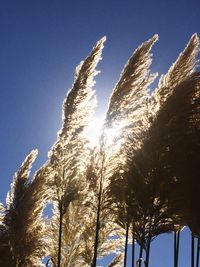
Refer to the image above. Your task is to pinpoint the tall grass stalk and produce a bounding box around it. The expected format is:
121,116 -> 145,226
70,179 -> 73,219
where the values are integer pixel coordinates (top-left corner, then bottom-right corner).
124,223 -> 129,267
57,198 -> 63,267
196,237 -> 200,267
91,163 -> 104,267
132,223 -> 135,267
192,234 -> 195,267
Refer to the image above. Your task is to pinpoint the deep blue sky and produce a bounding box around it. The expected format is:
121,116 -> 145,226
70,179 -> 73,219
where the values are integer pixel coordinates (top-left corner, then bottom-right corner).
0,1 -> 199,266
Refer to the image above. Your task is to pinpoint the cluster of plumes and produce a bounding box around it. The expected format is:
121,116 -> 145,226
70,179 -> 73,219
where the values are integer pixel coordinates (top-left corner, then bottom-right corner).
0,150 -> 49,266
0,33 -> 199,267
46,37 -> 123,266
48,36 -> 106,205
108,33 -> 200,263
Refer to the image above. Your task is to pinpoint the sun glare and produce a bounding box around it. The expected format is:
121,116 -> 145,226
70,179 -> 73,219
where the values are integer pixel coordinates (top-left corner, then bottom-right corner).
85,116 -> 104,145
86,116 -> 126,147
103,123 -> 125,147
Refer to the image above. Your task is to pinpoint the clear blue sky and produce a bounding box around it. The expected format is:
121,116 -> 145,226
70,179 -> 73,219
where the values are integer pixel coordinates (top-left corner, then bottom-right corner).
0,1 -> 199,266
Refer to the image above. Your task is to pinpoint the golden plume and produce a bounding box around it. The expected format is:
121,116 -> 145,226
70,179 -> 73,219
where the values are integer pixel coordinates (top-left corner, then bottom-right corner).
107,34 -> 199,267
87,35 -> 159,266
149,73 -> 200,235
46,37 -> 106,267
150,34 -> 199,117
1,150 -> 48,266
106,34 -> 158,126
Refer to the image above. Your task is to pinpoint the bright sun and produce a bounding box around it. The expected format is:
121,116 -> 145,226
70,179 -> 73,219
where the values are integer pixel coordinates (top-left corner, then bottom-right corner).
85,115 -> 104,145
85,115 -> 126,147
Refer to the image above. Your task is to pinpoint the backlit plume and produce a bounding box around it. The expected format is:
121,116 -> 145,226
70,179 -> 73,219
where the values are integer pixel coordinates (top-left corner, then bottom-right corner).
0,33 -> 200,267
150,33 -> 199,118
0,149 -> 49,267
47,37 -> 107,266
